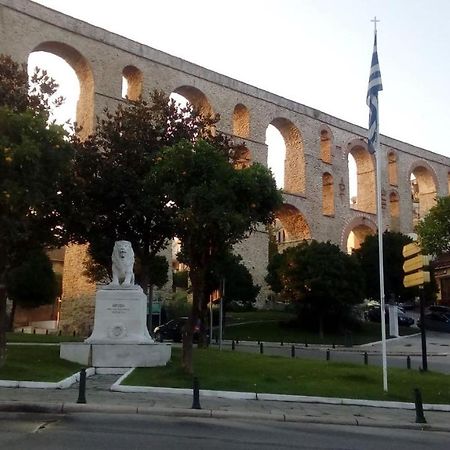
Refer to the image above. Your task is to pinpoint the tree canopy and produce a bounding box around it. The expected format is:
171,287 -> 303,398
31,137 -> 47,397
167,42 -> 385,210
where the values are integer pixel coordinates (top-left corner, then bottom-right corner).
266,240 -> 365,336
156,139 -> 282,371
0,54 -> 73,365
67,91 -> 231,293
416,196 -> 450,256
354,231 -> 413,302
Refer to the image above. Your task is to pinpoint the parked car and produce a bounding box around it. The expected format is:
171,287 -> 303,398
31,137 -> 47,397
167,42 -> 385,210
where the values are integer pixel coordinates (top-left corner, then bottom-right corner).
367,307 -> 414,327
153,317 -> 208,343
427,305 -> 450,315
418,312 -> 450,333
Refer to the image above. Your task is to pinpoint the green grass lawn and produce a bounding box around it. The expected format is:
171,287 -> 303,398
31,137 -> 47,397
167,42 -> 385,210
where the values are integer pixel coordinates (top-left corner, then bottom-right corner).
125,348 -> 450,404
0,345 -> 83,382
6,332 -> 84,343
223,319 -> 418,345
226,310 -> 296,324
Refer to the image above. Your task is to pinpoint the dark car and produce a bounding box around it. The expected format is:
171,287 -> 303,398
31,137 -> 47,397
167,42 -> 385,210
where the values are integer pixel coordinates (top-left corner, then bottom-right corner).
367,307 -> 414,327
418,312 -> 450,333
153,317 -> 207,343
427,305 -> 450,315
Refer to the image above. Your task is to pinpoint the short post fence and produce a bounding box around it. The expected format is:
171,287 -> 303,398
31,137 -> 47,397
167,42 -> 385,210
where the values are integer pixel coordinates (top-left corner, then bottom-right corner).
414,388 -> 426,424
191,377 -> 201,410
231,340 -> 235,350
77,368 -> 87,404
259,342 -> 264,354
407,356 -> 411,370
291,345 -> 295,358
364,352 -> 368,365
326,349 -> 330,361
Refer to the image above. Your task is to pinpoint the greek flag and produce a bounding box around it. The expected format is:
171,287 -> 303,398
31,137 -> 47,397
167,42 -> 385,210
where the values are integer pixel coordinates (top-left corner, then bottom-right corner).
367,32 -> 383,154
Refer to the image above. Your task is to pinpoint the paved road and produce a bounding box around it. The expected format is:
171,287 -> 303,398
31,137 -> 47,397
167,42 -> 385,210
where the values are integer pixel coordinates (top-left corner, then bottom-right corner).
1,412 -> 449,450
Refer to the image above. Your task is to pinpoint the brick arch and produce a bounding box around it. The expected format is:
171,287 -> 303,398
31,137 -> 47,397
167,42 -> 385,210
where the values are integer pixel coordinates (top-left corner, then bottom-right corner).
409,160 -> 438,222
340,215 -> 377,253
232,103 -> 250,138
319,124 -> 333,163
122,65 -> 143,100
270,117 -> 305,195
173,85 -> 214,118
31,41 -> 94,138
346,138 -> 376,214
275,203 -> 311,251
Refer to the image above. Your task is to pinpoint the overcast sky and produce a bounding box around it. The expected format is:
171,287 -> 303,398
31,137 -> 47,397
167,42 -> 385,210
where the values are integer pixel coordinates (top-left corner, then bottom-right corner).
31,0 -> 450,161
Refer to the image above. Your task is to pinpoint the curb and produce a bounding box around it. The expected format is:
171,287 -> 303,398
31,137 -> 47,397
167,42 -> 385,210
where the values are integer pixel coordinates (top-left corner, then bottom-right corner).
0,401 -> 448,431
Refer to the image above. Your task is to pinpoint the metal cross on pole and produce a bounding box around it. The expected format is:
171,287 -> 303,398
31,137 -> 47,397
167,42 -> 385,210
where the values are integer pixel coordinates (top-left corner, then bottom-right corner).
371,16 -> 380,32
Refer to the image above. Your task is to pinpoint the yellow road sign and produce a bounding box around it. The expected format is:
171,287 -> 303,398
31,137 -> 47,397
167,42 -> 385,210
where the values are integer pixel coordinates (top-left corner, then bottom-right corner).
403,255 -> 430,274
403,270 -> 430,288
402,242 -> 421,258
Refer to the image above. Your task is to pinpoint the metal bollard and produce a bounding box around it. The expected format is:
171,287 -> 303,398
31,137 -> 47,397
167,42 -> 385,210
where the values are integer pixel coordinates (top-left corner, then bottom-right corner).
326,349 -> 330,361
260,342 -> 264,354
305,337 -> 308,348
332,343 -> 335,349
236,340 -> 239,345
231,340 -> 235,350
291,345 -> 295,358
407,356 -> 411,370
364,352 -> 368,365
191,377 -> 201,409
58,330 -> 62,336
280,341 -> 284,346
77,368 -> 87,404
414,388 -> 427,423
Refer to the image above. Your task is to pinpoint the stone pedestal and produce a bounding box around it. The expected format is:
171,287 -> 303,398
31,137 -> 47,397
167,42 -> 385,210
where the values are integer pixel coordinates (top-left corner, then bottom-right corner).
60,285 -> 171,367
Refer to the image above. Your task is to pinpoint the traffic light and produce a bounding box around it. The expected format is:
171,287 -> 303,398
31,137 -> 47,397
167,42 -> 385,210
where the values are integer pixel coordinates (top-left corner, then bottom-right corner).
402,242 -> 430,288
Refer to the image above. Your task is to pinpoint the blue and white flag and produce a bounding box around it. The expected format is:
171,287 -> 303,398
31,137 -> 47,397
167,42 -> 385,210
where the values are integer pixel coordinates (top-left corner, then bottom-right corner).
367,32 -> 383,154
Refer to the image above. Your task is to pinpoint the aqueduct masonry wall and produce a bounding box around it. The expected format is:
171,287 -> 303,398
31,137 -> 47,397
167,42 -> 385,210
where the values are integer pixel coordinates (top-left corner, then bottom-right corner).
1,0 -> 450,331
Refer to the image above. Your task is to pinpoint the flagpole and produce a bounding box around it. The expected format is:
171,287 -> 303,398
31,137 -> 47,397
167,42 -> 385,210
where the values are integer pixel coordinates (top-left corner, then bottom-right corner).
376,109 -> 388,392
369,17 -> 388,391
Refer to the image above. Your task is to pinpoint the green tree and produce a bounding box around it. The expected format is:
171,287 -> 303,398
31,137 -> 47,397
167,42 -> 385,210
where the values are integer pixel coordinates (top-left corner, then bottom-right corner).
0,55 -> 73,365
416,196 -> 450,256
67,91 -> 231,294
157,139 -> 282,372
6,249 -> 59,327
354,231 -> 413,302
265,240 -> 364,338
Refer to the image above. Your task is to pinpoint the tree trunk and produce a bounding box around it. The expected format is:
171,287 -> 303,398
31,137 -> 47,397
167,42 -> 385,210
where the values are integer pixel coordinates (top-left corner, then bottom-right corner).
8,300 -> 16,331
182,266 -> 205,373
0,277 -> 7,368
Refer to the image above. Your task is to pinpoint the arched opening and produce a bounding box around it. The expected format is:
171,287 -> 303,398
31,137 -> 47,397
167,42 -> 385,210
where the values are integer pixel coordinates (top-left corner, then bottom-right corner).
347,140 -> 376,214
29,42 -> 94,139
342,216 -> 377,254
173,85 -> 214,118
320,126 -> 332,163
122,65 -> 142,100
233,144 -> 251,169
388,151 -> 398,186
232,103 -> 250,138
322,172 -> 334,216
389,191 -> 400,231
268,118 -> 305,194
275,203 -> 311,252
266,124 -> 285,189
410,164 -> 437,226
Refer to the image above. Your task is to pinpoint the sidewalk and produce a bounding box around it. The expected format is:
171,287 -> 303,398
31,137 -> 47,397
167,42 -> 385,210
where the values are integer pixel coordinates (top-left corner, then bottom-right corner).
1,372 -> 450,432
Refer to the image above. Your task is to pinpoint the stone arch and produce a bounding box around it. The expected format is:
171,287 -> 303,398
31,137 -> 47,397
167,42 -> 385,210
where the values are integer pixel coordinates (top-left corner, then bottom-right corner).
31,41 -> 94,138
122,65 -> 143,100
410,161 -> 438,225
320,125 -> 333,164
270,118 -> 305,194
341,216 -> 377,254
233,144 -> 251,169
232,103 -> 250,138
389,190 -> 400,231
387,150 -> 398,186
322,172 -> 334,216
173,85 -> 214,117
347,139 -> 376,214
275,203 -> 311,251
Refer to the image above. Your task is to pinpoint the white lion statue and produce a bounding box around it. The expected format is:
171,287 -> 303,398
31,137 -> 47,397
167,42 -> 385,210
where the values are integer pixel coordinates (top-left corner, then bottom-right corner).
110,240 -> 135,286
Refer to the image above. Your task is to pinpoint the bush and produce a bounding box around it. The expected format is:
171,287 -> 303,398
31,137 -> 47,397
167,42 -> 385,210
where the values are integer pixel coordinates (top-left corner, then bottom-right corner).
164,291 -> 191,319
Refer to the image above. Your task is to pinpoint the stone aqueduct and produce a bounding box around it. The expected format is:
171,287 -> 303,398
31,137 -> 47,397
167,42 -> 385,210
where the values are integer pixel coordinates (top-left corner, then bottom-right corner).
2,0 -> 450,327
